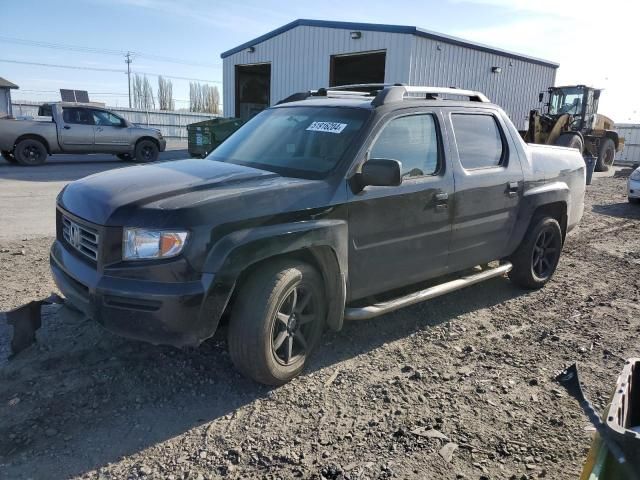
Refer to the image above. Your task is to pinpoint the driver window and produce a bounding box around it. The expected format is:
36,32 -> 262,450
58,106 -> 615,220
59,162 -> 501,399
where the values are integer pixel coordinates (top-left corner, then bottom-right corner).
370,114 -> 439,178
91,109 -> 123,127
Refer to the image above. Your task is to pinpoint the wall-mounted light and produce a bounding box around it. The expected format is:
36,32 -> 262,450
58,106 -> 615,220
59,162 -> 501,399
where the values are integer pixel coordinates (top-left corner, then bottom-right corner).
247,46 -> 255,53
491,66 -> 502,74
350,31 -> 362,39
436,44 -> 442,51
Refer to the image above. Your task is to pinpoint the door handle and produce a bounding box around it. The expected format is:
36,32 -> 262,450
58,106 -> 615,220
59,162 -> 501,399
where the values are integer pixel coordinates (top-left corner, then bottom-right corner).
434,192 -> 449,211
63,125 -> 71,130
506,182 -> 519,197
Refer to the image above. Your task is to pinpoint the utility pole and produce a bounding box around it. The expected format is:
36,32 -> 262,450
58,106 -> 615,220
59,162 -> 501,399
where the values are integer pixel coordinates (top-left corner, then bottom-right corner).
125,52 -> 132,108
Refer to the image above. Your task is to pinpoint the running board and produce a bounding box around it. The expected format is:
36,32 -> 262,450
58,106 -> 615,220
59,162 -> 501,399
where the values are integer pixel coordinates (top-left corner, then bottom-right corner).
344,262 -> 512,321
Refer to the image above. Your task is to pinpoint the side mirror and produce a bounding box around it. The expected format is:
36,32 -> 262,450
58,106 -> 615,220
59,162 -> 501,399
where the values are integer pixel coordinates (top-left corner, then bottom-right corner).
120,119 -> 128,128
356,158 -> 402,191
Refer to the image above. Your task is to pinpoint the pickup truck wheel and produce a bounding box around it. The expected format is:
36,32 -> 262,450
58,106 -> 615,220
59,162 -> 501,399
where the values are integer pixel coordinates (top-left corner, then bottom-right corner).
508,216 -> 563,289
595,138 -> 615,172
14,139 -> 48,166
133,140 -> 159,163
228,260 -> 326,385
1,150 -> 17,164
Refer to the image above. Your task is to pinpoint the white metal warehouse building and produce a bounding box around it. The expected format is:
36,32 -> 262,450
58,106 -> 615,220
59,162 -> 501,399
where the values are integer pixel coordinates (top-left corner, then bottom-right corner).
221,19 -> 559,129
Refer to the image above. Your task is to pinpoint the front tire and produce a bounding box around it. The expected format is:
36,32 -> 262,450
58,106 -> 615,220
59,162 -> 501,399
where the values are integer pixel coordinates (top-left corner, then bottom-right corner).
508,216 -> 563,289
1,150 -> 17,164
596,138 -> 615,172
555,133 -> 583,152
14,139 -> 48,166
133,139 -> 159,163
228,260 -> 326,385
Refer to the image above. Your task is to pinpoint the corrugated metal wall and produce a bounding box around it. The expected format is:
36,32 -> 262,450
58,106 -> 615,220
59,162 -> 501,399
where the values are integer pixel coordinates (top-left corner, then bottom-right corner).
0,90 -> 10,116
615,124 -> 640,165
223,25 -> 557,130
409,37 -> 556,130
223,25 -> 412,117
10,101 -> 219,139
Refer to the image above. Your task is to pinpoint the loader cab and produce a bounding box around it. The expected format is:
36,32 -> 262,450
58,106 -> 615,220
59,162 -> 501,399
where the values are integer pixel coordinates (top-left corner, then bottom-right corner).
546,85 -> 600,133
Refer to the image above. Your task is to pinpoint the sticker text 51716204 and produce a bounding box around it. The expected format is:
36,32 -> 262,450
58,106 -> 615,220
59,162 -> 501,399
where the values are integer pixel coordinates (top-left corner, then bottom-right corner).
306,121 -> 348,134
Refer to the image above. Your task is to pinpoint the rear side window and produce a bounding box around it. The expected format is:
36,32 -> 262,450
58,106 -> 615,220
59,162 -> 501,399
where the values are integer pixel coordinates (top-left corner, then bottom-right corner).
370,114 -> 439,178
62,108 -> 94,125
452,114 -> 504,169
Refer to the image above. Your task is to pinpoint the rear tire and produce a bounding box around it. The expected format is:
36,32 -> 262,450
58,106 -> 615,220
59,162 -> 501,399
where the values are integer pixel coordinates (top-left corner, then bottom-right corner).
14,138 -> 48,166
228,260 -> 326,385
555,133 -> 583,152
133,139 -> 159,163
596,138 -> 615,172
1,150 -> 17,164
508,216 -> 563,289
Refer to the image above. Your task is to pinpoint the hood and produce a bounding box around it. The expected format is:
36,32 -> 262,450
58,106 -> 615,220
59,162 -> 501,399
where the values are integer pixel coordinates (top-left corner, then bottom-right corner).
59,159 -> 323,226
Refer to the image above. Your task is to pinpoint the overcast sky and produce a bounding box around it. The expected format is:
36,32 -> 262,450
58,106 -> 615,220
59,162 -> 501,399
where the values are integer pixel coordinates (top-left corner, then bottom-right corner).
3,0 -> 638,121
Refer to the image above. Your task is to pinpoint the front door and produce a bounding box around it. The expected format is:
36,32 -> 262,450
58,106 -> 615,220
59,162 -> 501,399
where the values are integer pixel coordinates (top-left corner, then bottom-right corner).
90,109 -> 130,153
59,107 -> 95,151
347,110 -> 453,301
444,109 -> 524,272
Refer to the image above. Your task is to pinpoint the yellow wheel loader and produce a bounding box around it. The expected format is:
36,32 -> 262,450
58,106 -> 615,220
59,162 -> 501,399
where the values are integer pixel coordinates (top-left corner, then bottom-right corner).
524,85 -> 623,172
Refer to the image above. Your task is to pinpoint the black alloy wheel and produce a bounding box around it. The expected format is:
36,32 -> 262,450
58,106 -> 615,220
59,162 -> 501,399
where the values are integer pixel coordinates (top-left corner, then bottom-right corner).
271,284 -> 317,366
531,226 -> 561,280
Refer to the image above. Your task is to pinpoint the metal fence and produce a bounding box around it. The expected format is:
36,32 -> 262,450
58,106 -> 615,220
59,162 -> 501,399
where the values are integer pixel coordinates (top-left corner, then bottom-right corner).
10,101 -> 220,139
616,124 -> 640,166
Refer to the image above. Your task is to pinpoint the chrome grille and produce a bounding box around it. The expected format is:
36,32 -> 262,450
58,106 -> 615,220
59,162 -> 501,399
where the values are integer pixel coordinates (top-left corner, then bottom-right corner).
62,216 -> 99,261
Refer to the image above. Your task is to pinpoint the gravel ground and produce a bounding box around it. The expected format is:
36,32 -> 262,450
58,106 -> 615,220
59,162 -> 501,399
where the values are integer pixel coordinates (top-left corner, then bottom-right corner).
0,170 -> 639,480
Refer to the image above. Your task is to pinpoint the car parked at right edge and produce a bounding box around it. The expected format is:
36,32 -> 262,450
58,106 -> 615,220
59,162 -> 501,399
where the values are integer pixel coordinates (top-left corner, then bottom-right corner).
628,165 -> 640,204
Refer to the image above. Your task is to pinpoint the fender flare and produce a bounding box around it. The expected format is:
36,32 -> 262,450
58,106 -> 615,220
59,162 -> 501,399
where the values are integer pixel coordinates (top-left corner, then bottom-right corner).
203,219 -> 348,331
506,182 -> 569,254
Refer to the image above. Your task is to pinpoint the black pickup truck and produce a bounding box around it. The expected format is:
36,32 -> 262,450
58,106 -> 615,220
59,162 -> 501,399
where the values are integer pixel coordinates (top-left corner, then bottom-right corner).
50,85 -> 586,385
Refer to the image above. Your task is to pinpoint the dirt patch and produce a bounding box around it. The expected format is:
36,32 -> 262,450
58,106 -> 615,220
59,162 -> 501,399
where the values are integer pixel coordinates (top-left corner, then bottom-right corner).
1,173 -> 639,479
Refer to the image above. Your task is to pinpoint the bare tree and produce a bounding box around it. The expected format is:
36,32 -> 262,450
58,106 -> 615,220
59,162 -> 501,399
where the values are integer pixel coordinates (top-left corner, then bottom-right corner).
133,74 -> 155,110
157,76 -> 174,111
189,82 -> 220,114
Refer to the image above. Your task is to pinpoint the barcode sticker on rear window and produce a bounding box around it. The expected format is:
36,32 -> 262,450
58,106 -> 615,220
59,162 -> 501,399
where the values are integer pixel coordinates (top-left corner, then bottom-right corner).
306,121 -> 348,134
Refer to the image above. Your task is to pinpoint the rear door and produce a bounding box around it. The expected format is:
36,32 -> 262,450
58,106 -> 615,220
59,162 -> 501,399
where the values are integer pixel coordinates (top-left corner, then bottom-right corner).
347,109 -> 454,301
444,108 -> 524,272
59,107 -> 95,151
90,109 -> 130,153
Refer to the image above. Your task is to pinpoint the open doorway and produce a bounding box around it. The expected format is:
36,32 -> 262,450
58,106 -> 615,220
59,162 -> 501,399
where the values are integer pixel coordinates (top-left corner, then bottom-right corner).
330,50 -> 386,87
235,63 -> 271,120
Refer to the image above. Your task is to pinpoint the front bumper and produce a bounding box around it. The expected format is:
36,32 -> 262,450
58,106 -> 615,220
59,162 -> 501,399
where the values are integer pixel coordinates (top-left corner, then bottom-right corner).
628,178 -> 640,199
50,240 -> 231,347
158,138 -> 167,152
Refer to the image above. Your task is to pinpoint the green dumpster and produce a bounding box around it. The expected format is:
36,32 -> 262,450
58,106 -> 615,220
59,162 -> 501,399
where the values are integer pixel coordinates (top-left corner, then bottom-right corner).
187,118 -> 244,158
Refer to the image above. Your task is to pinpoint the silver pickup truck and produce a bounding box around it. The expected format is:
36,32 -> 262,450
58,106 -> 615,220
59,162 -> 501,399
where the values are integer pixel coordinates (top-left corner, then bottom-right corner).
0,102 -> 166,166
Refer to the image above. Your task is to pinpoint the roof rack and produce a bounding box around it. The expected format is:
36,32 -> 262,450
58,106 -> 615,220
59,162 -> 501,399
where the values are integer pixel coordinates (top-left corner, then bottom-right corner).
276,84 -> 490,107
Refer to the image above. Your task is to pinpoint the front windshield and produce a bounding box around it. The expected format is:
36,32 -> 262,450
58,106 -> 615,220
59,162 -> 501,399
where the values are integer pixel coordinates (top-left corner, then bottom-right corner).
549,87 -> 584,116
208,106 -> 370,178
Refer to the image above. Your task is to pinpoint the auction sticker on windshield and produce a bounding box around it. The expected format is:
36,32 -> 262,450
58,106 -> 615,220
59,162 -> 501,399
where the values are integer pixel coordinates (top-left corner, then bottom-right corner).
306,121 -> 348,134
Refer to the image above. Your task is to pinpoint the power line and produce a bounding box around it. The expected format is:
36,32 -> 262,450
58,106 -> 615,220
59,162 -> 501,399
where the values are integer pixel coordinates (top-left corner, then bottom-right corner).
0,35 -> 222,68
0,58 -> 222,83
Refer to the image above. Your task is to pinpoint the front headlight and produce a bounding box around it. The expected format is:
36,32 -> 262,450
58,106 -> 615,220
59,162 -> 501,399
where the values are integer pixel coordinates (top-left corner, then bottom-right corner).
123,228 -> 188,260
631,169 -> 640,181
